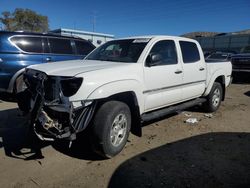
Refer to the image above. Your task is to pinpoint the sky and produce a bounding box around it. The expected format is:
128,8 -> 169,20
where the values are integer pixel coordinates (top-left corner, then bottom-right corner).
0,0 -> 250,37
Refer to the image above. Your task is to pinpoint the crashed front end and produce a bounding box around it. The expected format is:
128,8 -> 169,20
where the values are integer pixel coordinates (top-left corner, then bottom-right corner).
19,68 -> 96,141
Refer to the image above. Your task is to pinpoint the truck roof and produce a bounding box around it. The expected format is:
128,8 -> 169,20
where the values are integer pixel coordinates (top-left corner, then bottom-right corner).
118,35 -> 197,42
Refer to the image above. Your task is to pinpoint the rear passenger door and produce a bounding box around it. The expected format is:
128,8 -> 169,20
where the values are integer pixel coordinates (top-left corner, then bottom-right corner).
179,41 -> 206,100
45,37 -> 77,63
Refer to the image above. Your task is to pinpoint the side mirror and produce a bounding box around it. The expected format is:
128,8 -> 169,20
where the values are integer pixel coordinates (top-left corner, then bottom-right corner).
146,53 -> 162,67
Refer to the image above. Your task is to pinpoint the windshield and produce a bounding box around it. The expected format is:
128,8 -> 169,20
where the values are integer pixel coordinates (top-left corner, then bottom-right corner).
86,39 -> 149,63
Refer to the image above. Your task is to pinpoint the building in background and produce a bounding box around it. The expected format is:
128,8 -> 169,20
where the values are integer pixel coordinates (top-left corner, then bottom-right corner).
50,28 -> 114,46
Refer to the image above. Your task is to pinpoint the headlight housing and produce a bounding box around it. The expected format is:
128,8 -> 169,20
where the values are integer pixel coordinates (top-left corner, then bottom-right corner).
60,77 -> 83,97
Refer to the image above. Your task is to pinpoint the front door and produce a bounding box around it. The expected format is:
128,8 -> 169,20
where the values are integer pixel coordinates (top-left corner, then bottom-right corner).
143,40 -> 183,112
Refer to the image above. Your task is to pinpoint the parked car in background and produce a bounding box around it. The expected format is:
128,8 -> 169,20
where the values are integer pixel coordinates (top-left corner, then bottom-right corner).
231,53 -> 250,73
205,51 -> 235,62
18,36 -> 232,158
230,45 -> 250,74
0,31 -> 95,97
240,45 -> 250,54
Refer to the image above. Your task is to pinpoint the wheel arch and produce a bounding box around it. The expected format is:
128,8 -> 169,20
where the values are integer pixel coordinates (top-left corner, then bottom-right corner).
214,76 -> 226,101
96,91 -> 142,137
7,68 -> 25,93
204,72 -> 226,101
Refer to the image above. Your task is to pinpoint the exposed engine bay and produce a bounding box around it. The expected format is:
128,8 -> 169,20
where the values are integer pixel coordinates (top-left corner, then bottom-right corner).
18,68 -> 96,141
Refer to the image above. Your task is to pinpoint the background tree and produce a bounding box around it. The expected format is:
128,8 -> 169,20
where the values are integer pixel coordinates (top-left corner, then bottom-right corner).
0,8 -> 49,32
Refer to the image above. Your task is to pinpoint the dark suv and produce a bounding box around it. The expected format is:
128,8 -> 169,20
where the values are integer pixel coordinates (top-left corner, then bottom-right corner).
0,31 -> 95,96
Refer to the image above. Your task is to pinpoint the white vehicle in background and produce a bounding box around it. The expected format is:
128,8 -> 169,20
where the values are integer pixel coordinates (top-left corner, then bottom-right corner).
18,36 -> 232,158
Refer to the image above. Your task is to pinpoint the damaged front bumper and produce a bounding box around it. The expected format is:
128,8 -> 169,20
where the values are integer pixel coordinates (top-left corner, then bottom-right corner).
19,69 -> 95,141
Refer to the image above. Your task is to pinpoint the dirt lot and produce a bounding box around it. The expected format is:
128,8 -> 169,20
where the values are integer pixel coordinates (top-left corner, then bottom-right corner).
0,83 -> 250,188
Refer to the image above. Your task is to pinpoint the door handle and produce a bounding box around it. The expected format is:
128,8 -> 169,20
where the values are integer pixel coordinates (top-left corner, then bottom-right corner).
199,67 -> 205,71
46,57 -> 52,62
175,70 -> 183,74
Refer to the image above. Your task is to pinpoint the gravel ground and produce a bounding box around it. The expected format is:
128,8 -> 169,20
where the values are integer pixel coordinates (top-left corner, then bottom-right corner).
0,83 -> 250,188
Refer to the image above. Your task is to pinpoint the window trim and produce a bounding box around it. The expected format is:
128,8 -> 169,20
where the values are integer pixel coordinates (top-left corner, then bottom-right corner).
145,39 -> 179,67
179,41 -> 201,63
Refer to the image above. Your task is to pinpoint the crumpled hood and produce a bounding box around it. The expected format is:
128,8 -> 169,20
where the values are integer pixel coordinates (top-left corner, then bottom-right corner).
28,60 -> 129,77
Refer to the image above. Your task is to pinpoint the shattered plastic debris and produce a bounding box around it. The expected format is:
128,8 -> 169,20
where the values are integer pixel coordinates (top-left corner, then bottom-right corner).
204,114 -> 213,118
185,118 -> 198,124
184,113 -> 192,117
182,111 -> 192,117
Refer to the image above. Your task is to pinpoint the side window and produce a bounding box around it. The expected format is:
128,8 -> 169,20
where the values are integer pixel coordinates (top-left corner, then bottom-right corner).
49,38 -> 73,54
11,36 -> 43,53
148,40 -> 178,65
75,40 -> 95,55
180,41 -> 200,63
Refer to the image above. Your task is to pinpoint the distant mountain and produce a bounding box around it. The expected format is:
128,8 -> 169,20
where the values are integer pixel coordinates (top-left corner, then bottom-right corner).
181,32 -> 219,38
233,29 -> 250,35
182,29 -> 250,38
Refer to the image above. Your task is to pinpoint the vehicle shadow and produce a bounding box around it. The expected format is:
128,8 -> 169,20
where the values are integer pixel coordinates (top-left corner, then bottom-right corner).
232,72 -> 250,84
142,112 -> 179,127
52,130 -> 104,161
0,108 -> 48,160
0,92 -> 17,102
108,132 -> 250,188
0,108 -> 103,161
244,91 -> 250,97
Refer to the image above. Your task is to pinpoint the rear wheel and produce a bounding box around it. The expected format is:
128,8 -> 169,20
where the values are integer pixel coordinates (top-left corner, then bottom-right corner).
203,82 -> 223,112
92,101 -> 131,158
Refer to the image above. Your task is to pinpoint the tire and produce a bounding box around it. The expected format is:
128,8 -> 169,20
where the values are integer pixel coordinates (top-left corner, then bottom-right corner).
92,101 -> 131,158
203,82 -> 223,112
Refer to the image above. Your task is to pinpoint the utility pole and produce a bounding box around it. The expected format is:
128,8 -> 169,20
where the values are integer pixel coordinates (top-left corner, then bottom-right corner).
92,11 -> 97,32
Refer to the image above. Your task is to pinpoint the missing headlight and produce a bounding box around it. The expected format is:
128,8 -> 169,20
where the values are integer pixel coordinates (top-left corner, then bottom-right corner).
60,77 -> 83,97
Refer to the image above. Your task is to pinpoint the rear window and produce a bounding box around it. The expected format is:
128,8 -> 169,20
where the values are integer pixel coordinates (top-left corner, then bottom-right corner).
180,41 -> 200,63
11,36 -> 43,53
48,38 -> 73,54
75,40 -> 95,55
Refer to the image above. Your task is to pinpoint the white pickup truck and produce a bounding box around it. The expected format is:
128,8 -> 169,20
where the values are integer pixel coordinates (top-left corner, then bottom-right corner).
18,36 -> 232,158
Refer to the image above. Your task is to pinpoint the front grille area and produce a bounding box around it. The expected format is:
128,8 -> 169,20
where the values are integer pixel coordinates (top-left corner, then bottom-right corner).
23,69 -> 95,140
44,77 -> 61,101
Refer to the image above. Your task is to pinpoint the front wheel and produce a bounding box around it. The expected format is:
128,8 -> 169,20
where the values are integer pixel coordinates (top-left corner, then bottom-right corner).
203,82 -> 223,112
92,101 -> 131,158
